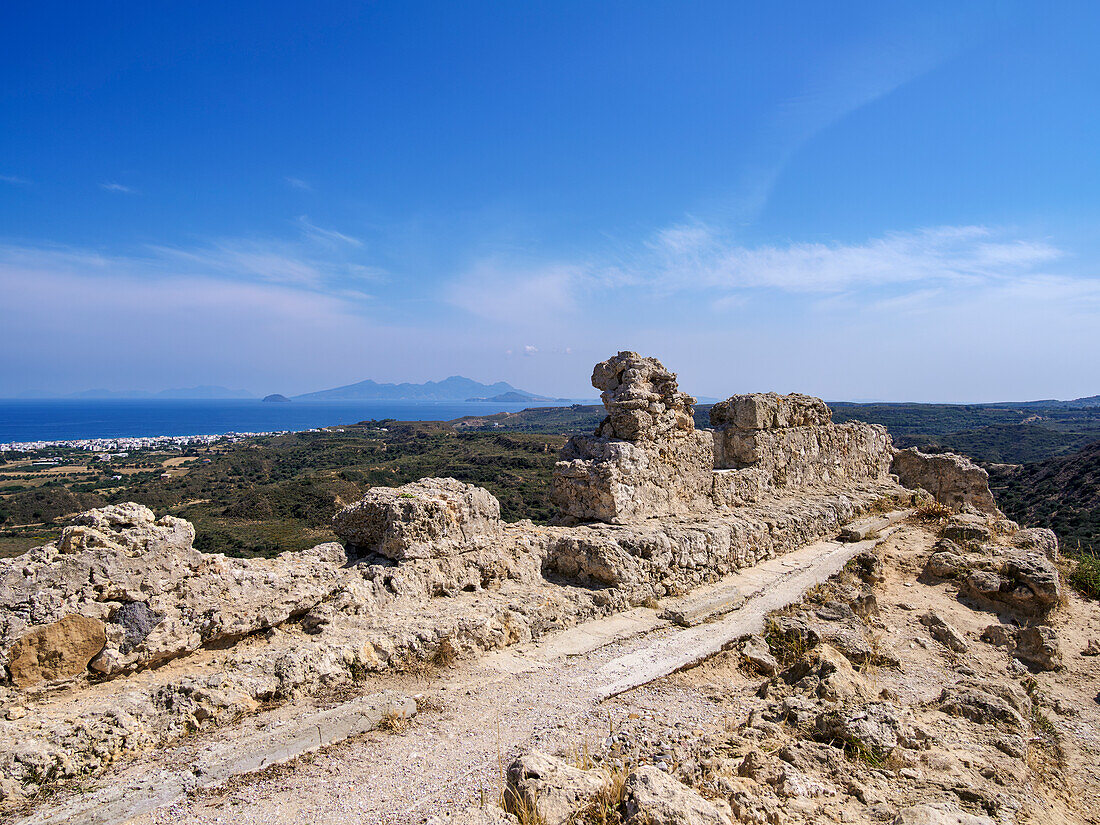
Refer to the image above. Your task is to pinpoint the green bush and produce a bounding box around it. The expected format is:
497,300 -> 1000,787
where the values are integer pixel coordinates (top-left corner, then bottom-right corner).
1069,550 -> 1100,599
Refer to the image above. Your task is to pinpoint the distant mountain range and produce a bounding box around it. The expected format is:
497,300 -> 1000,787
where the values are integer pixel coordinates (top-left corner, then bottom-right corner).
64,386 -> 256,400
986,395 -> 1100,409
294,376 -> 566,402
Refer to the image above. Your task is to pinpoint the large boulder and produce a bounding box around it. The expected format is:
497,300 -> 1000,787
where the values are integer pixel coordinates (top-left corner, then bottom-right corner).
333,478 -> 503,559
622,765 -> 732,825
891,448 -> 1001,514
505,751 -> 607,825
964,550 -> 1061,618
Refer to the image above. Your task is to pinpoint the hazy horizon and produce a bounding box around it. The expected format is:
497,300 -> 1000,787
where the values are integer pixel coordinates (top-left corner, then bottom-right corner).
3,2 -> 1100,403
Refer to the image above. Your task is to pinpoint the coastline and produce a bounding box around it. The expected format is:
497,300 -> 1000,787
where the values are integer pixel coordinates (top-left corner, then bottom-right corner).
0,430 -> 290,454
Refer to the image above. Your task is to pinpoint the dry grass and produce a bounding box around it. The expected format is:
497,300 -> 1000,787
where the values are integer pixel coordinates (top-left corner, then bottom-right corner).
915,499 -> 952,521
376,708 -> 412,734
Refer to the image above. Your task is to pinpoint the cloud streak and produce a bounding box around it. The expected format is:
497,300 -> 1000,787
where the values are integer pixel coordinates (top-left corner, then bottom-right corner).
446,223 -> 1069,328
100,182 -> 137,194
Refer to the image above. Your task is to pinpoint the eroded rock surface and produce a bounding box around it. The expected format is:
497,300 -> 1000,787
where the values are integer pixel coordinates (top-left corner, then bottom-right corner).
333,477 -> 504,559
0,503 -> 345,682
892,449 -> 1001,514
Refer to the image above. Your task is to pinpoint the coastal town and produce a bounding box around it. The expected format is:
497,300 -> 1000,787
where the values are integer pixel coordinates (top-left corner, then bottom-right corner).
0,431 -> 289,454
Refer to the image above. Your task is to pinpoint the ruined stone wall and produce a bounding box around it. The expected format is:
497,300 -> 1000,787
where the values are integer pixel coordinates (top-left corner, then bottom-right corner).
552,356 -> 895,524
552,352 -> 716,524
709,393 -> 893,507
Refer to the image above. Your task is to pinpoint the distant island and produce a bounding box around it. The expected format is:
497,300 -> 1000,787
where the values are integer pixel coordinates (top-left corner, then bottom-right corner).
465,391 -> 570,403
295,375 -> 565,402
262,394 -> 291,403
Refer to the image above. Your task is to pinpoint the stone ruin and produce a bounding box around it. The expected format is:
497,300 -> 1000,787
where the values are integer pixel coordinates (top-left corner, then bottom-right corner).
0,351 -> 1012,800
552,351 -> 893,523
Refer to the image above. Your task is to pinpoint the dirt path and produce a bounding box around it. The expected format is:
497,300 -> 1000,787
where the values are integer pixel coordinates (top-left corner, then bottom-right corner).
19,519 -> 904,825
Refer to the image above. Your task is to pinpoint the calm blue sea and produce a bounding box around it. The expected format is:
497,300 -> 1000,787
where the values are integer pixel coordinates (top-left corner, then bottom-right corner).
0,399 -> 568,444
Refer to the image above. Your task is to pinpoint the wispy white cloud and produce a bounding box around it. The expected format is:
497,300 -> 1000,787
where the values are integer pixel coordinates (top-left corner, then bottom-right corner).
100,182 -> 137,194
285,176 -> 312,191
0,174 -> 31,186
296,216 -> 363,248
641,223 -> 1062,294
447,223 -> 1067,329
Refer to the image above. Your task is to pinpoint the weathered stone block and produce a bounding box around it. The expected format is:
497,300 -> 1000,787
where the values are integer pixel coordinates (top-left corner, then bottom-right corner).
552,431 -> 715,523
592,351 -> 696,441
333,477 -> 503,559
6,615 -> 106,687
891,448 -> 1001,514
709,392 -> 831,431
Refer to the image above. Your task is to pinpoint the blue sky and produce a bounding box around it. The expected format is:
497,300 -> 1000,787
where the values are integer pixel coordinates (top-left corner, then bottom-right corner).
2,1 -> 1099,401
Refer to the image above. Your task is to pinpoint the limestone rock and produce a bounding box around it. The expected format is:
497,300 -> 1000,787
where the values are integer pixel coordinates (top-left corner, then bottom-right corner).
814,701 -> 906,756
919,611 -> 968,653
709,393 -> 831,431
1010,527 -> 1058,561
936,681 -> 1028,729
892,448 -> 1001,514
6,615 -> 106,687
505,751 -> 607,825
1013,625 -> 1061,671
622,765 -> 732,825
942,514 -> 992,543
1,506 -> 346,683
894,802 -> 995,825
333,478 -> 503,559
591,351 -> 696,441
979,624 -> 1017,650
964,551 -> 1061,618
925,548 -> 967,579
741,635 -> 779,675
553,432 -> 716,524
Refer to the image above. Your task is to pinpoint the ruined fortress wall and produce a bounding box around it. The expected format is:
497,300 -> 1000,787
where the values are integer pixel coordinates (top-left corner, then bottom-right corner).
552,355 -> 895,524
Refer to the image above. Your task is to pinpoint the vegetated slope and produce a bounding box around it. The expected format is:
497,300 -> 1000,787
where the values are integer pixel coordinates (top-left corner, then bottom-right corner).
832,402 -> 1100,464
990,439 -> 1100,554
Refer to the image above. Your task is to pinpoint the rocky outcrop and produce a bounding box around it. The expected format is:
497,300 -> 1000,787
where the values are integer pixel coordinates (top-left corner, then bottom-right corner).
623,765 -> 732,825
964,550 -> 1062,618
0,504 -> 345,684
333,477 -> 504,559
891,448 -> 1001,514
505,751 -> 608,825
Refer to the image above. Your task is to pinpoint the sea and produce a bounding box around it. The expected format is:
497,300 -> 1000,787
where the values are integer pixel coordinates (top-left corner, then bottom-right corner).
0,398 -> 572,445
